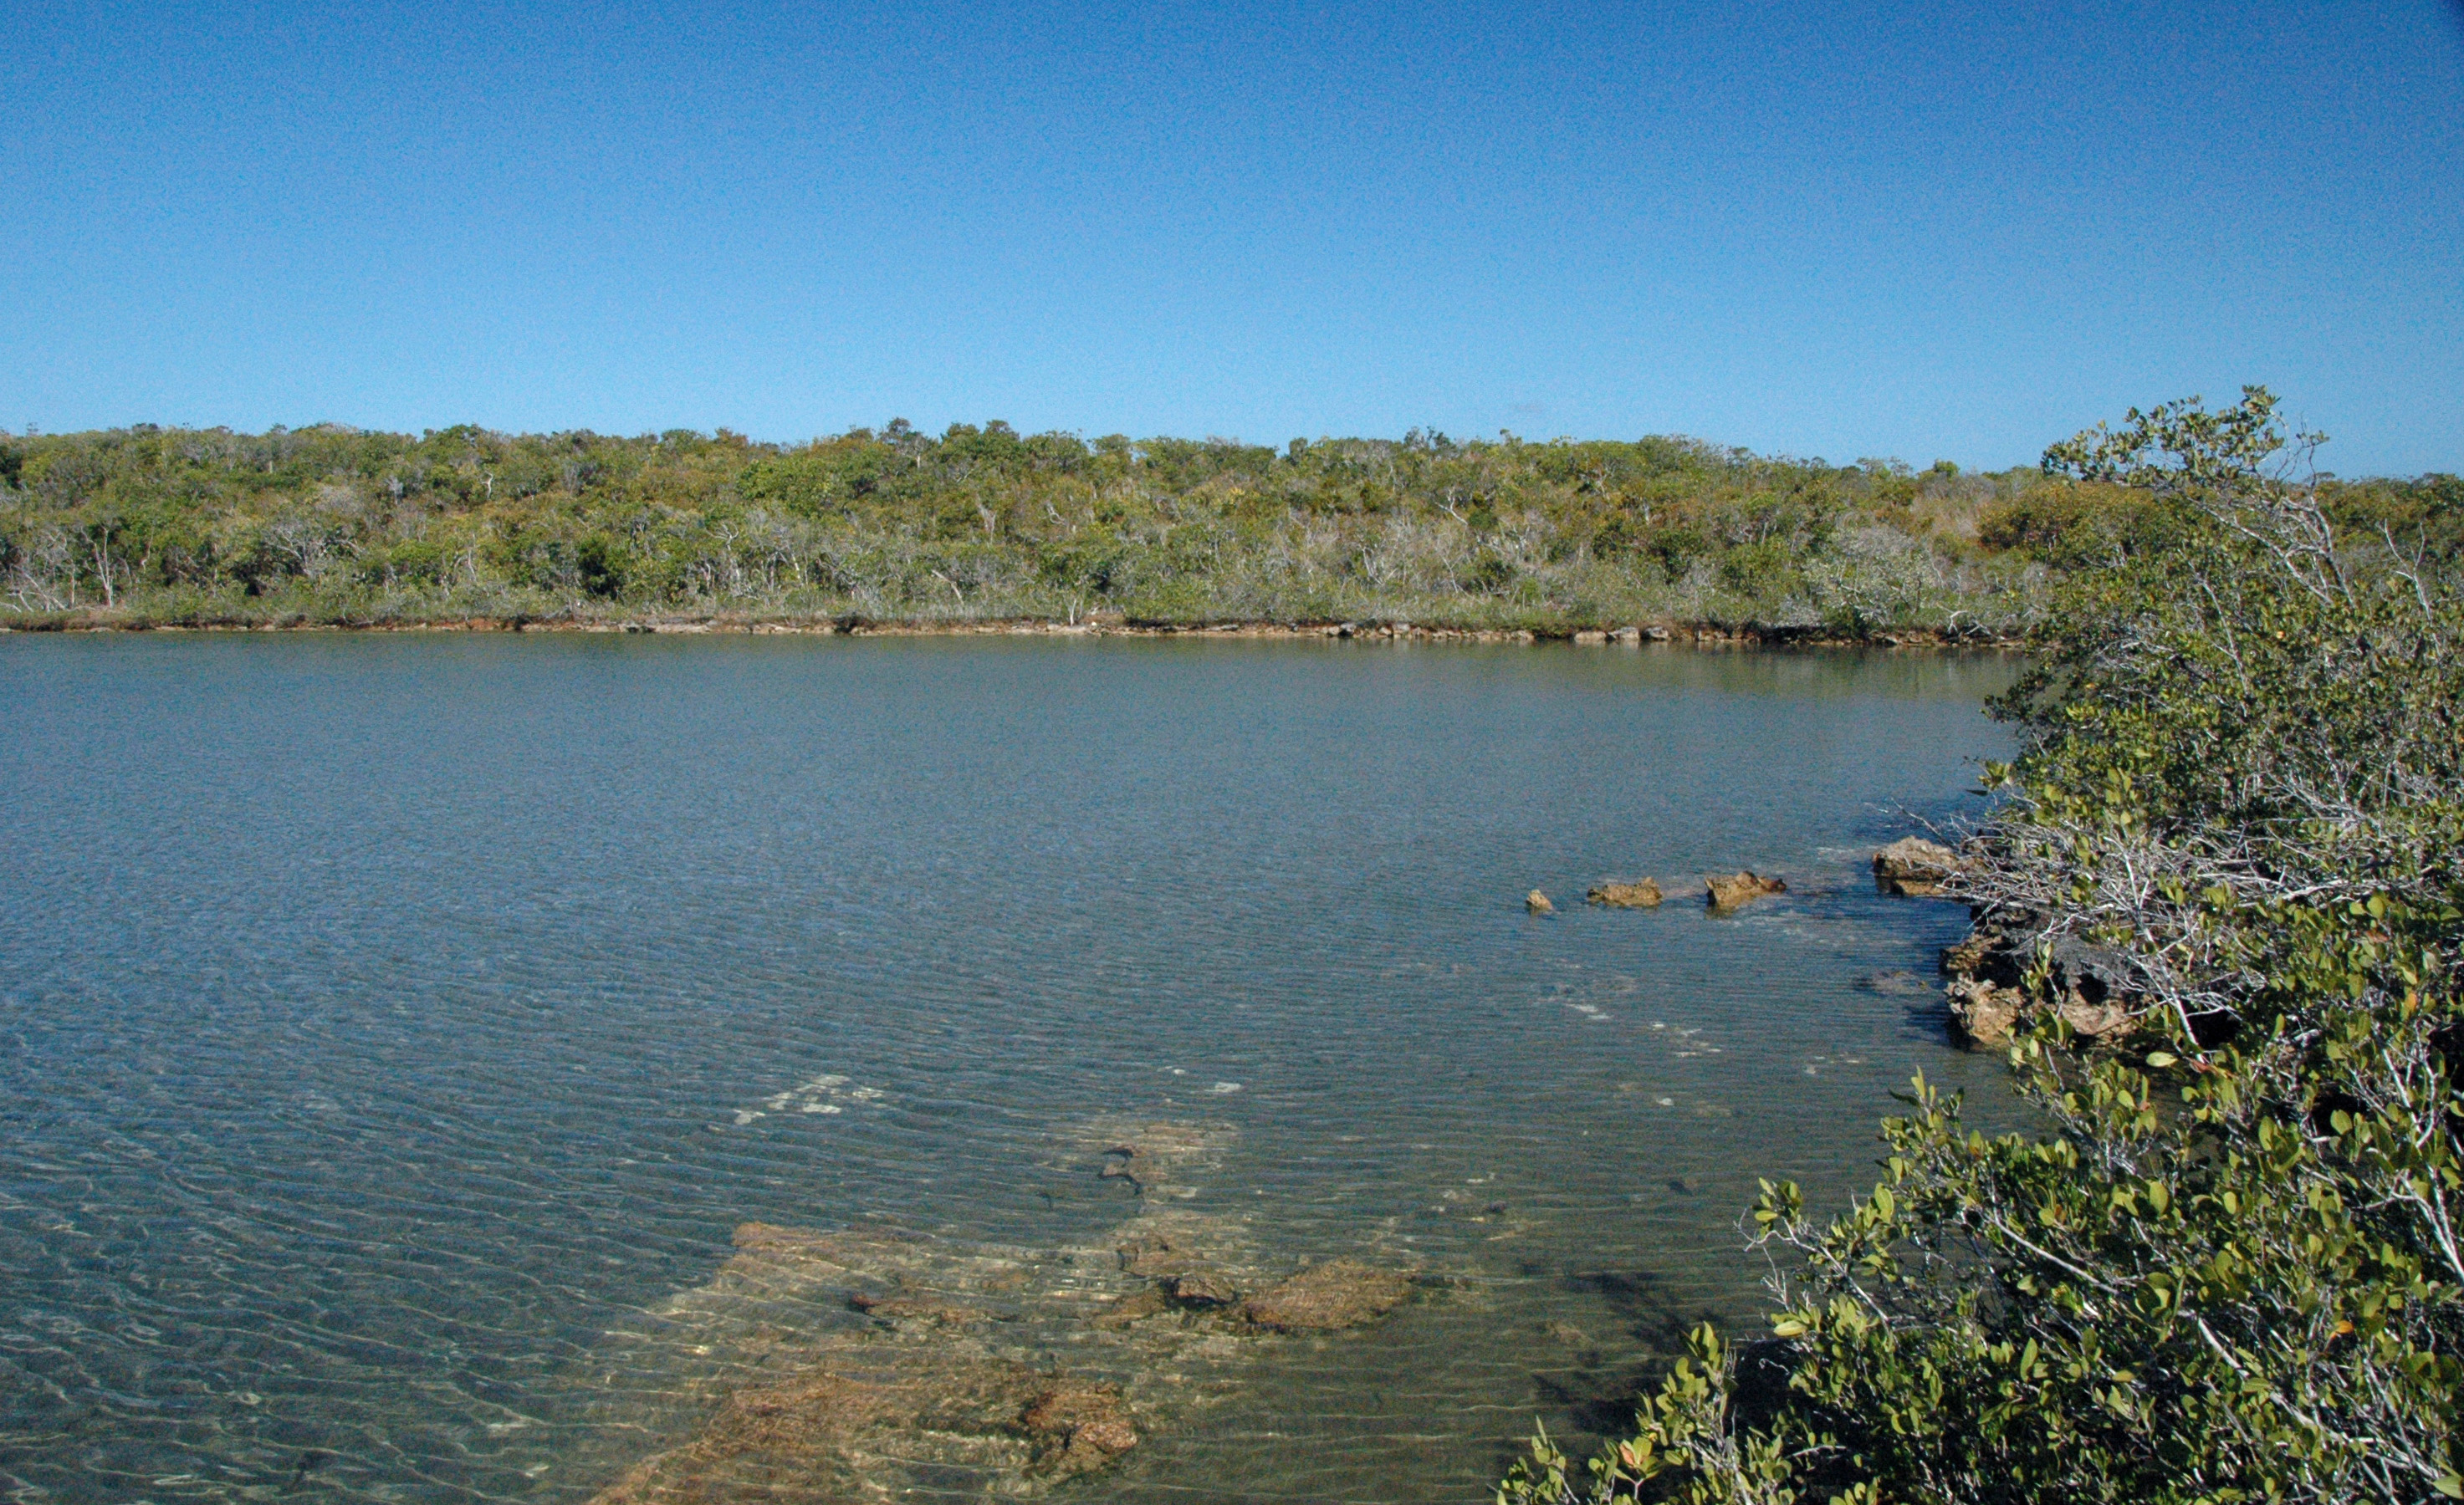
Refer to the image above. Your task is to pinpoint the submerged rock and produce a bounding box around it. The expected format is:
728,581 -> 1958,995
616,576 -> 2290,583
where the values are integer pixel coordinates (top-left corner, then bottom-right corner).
1240,1259 -> 1416,1333
847,1290 -> 983,1327
1872,836 -> 1960,895
588,1351 -> 1136,1503
1088,1285 -> 1174,1329
1861,969 -> 1934,997
1526,890 -> 1555,914
1089,1120 -> 1231,1200
1704,872 -> 1787,910
585,1117 -> 1424,1504
1586,879 -> 1664,909
1117,1226 -> 1216,1279
1019,1381 -> 1139,1475
1167,1272 -> 1237,1308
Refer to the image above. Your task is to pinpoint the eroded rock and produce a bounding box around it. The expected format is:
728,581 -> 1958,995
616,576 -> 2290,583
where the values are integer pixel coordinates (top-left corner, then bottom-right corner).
1020,1381 -> 1138,1475
1587,879 -> 1664,909
1705,872 -> 1787,910
1240,1259 -> 1416,1333
1526,890 -> 1556,914
1940,930 -> 2015,982
590,1353 -> 1075,1503
1167,1272 -> 1237,1308
585,1118 -> 1424,1504
1088,1285 -> 1174,1329
1941,927 -> 2138,1044
848,1290 -> 981,1327
2057,995 -> 2136,1040
1872,837 -> 1960,895
1947,977 -> 2020,1046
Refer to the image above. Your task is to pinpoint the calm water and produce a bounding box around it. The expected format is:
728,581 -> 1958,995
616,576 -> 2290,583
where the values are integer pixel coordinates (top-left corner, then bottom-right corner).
0,635 -> 2022,1504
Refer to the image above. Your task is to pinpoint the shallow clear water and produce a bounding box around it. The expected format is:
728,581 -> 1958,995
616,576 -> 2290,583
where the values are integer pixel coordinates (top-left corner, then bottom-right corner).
0,635 -> 2023,1504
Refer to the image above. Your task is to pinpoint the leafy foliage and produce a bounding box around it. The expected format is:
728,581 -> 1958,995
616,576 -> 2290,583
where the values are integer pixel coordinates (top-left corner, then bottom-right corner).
1501,390 -> 2464,1504
0,419 -> 2284,633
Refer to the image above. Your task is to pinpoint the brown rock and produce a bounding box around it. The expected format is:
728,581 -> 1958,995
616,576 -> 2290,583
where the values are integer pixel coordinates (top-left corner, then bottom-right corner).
1705,872 -> 1787,910
1087,1285 -> 1173,1329
2057,992 -> 2137,1041
1873,837 -> 1960,895
1948,977 -> 2136,1047
1586,879 -> 1664,908
1940,931 -> 1998,977
1947,977 -> 2018,1046
1020,1381 -> 1138,1475
1117,1230 -> 1196,1278
1526,890 -> 1555,914
1167,1272 -> 1236,1307
1240,1259 -> 1414,1333
1070,1415 -> 1138,1461
590,1355 -> 1077,1503
847,1291 -> 979,1326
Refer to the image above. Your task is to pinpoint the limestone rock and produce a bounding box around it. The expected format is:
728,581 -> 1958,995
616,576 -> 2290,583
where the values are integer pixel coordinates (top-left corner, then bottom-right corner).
2046,935 -> 2135,1005
1087,1285 -> 1173,1329
2057,995 -> 2137,1040
847,1290 -> 981,1327
1020,1381 -> 1138,1476
1705,872 -> 1787,910
592,1115 -> 1441,1505
1872,836 -> 1960,895
1941,928 -> 2139,1046
1166,1272 -> 1236,1308
1947,977 -> 2019,1046
1940,931 -> 2002,979
1526,890 -> 1555,914
1240,1259 -> 1414,1333
1587,879 -> 1664,909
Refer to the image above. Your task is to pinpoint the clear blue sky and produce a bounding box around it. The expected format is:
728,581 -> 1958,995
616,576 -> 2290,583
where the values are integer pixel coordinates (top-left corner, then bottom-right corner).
4,0 -> 2459,473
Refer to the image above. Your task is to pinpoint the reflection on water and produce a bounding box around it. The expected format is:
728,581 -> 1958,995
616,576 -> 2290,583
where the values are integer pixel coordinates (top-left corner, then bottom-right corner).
0,636 -> 2024,1503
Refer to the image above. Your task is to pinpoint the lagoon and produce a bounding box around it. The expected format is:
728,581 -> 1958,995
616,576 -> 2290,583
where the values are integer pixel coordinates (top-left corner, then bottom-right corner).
0,635 -> 2021,1503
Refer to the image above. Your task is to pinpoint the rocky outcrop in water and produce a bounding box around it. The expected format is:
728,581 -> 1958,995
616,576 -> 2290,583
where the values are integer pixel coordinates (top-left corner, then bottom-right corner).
1586,879 -> 1664,908
1705,872 -> 1787,909
1940,926 -> 2137,1045
1871,837 -> 1960,895
1526,890 -> 1555,913
1240,1260 -> 1417,1333
1946,976 -> 2021,1045
589,1347 -> 1135,1502
583,1118 -> 1424,1504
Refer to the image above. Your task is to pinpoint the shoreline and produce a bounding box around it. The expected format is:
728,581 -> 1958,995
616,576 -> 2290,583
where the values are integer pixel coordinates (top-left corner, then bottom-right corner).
0,613 -> 2026,649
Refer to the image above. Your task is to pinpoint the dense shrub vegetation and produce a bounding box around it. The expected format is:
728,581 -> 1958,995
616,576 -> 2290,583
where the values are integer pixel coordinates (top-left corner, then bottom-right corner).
1500,390 -> 2464,1502
3,417 -> 2449,632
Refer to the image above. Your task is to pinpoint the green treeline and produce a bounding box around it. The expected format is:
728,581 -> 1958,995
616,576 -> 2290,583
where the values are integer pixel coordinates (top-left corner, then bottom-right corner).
4,419 -> 2452,632
1502,390 -> 2464,1503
